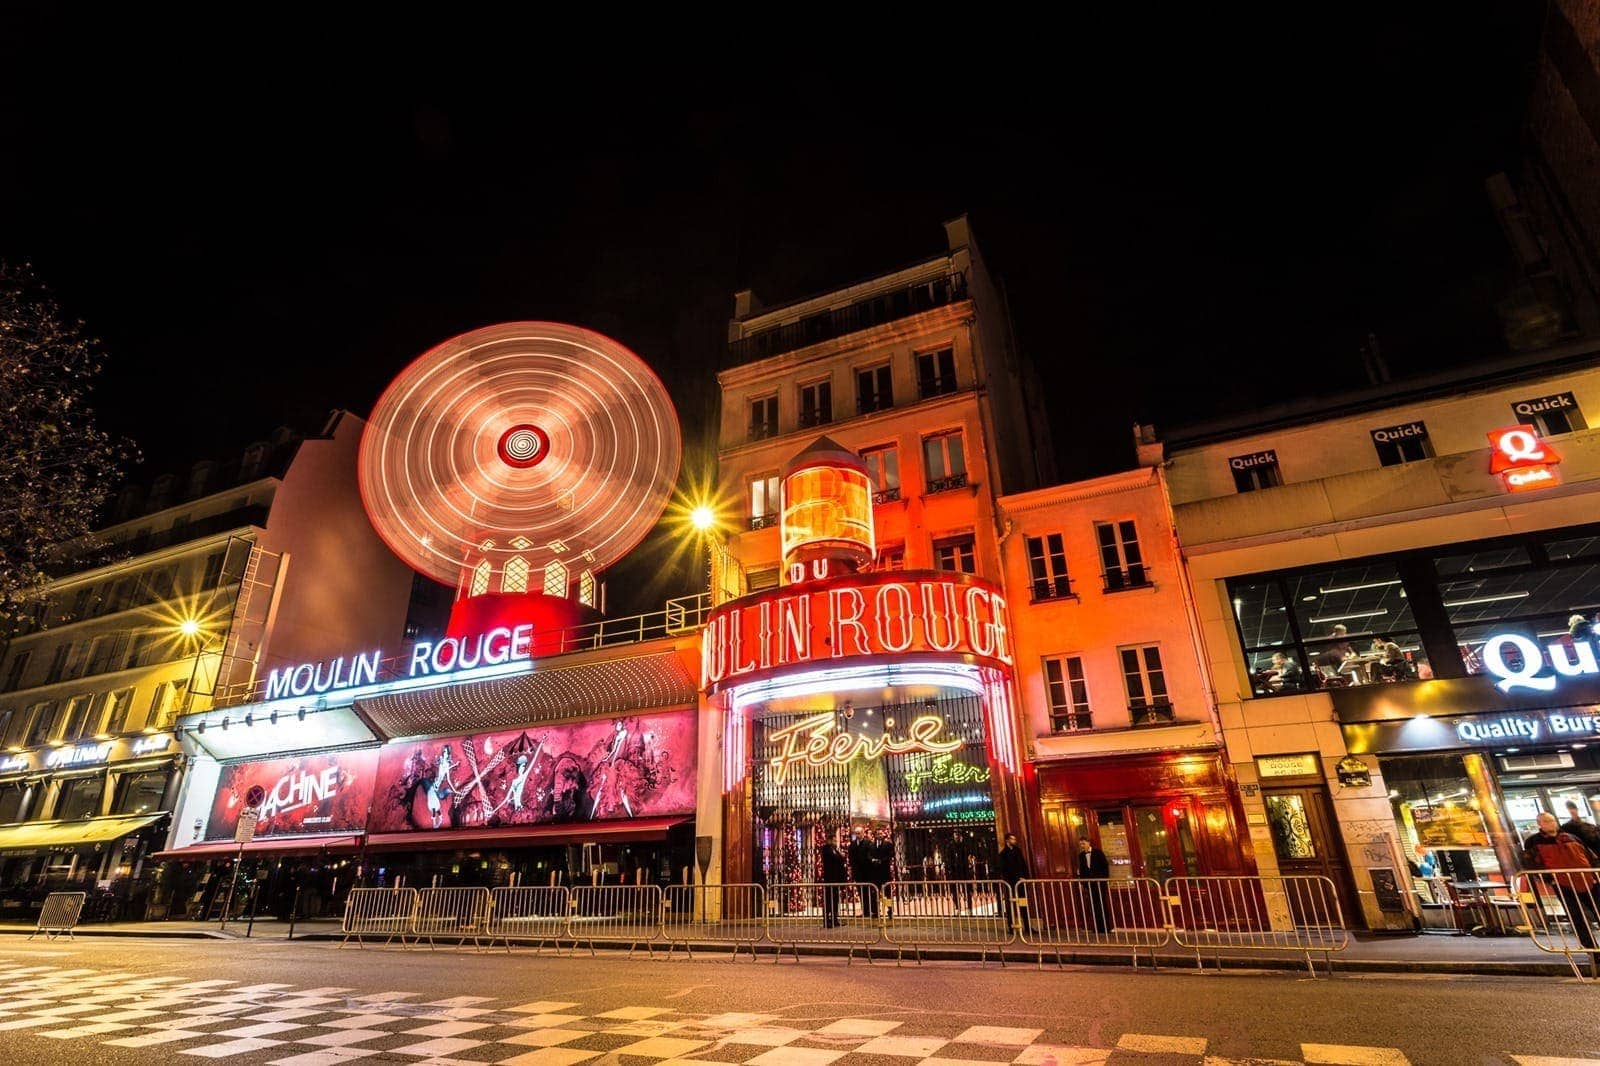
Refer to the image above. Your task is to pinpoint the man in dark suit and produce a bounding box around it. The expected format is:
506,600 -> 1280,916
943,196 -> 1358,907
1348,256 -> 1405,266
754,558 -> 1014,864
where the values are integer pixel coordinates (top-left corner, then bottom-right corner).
819,833 -> 848,928
848,829 -> 877,919
1077,838 -> 1111,932
996,832 -> 1031,932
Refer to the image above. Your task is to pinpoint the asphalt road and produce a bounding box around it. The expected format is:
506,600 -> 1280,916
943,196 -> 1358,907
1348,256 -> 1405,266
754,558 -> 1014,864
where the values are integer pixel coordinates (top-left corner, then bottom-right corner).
0,936 -> 1591,1066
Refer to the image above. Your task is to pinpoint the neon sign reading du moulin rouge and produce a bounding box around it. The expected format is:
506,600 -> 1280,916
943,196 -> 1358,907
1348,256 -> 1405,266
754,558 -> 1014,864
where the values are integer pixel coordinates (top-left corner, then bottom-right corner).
264,623 -> 537,700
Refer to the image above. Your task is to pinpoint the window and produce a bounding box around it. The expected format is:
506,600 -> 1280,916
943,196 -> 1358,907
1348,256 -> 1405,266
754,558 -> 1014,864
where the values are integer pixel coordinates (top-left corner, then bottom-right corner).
748,474 -> 779,530
1227,560 -> 1425,696
60,694 -> 95,741
1026,533 -> 1073,600
69,585 -> 95,620
502,556 -> 530,594
746,567 -> 780,592
0,783 -> 24,823
1512,392 -> 1585,436
45,644 -> 72,684
143,568 -> 176,602
87,634 -> 128,676
3,650 -> 29,692
1044,655 -> 1091,732
578,570 -> 596,607
748,394 -> 778,440
1230,451 -> 1282,492
856,364 -> 893,414
100,688 -> 134,735
1097,520 -> 1149,590
469,559 -> 492,598
862,445 -> 901,503
933,535 -> 976,574
1370,421 -> 1433,466
876,545 -> 905,571
543,560 -> 569,598
923,431 -> 967,492
56,775 -> 103,821
799,379 -> 833,427
917,347 -> 957,398
1121,645 -> 1172,725
201,551 -> 226,590
25,701 -> 59,745
147,680 -> 187,728
113,770 -> 168,815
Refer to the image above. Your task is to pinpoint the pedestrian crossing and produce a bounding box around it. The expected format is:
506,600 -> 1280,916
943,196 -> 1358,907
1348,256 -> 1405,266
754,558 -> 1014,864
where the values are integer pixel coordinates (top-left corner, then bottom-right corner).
0,959 -> 1592,1065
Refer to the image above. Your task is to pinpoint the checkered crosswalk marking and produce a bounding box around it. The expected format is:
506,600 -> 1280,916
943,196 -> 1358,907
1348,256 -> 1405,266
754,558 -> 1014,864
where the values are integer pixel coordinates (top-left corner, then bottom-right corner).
0,957 -> 1580,1064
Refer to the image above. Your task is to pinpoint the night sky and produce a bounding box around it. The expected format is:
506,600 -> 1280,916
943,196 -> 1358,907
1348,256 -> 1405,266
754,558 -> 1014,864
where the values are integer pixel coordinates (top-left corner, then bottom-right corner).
0,9 -> 1550,609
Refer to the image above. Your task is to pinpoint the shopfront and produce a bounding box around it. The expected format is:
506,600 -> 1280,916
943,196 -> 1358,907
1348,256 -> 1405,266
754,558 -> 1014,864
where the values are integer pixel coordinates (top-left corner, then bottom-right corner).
0,732 -> 181,920
1339,672 -> 1600,900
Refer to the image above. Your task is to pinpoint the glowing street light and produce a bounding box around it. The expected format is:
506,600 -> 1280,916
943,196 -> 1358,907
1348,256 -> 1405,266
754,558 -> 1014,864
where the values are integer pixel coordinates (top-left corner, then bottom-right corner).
178,618 -> 203,638
690,504 -> 717,533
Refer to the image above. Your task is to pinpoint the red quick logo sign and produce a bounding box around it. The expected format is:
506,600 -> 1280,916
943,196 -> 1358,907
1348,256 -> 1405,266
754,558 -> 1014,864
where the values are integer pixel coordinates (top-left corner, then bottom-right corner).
1487,425 -> 1562,492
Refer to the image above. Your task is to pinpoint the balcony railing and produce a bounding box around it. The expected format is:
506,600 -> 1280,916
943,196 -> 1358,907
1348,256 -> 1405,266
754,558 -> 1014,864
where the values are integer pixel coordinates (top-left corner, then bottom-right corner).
748,422 -> 777,442
1031,577 -> 1075,602
872,487 -> 902,505
918,376 -> 959,400
749,513 -> 777,531
1102,565 -> 1152,592
1130,701 -> 1176,727
858,393 -> 893,415
1050,712 -> 1092,733
726,271 -> 968,367
927,472 -> 969,494
798,407 -> 831,429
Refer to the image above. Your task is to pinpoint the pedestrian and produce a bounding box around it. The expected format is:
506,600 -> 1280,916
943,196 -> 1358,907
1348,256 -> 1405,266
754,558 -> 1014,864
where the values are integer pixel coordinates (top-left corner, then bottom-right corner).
1076,838 -> 1111,933
946,839 -> 973,912
996,832 -> 1031,932
871,833 -> 894,916
819,832 -> 848,929
1523,812 -> 1600,951
1561,800 -> 1600,857
848,828 -> 877,919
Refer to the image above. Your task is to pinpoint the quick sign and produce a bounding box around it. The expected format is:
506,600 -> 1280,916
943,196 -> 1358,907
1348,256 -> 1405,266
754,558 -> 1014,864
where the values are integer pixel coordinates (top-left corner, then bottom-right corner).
700,572 -> 1013,692
1370,421 -> 1427,445
1487,425 -> 1562,493
1228,450 -> 1278,472
1512,392 -> 1578,421
1481,631 -> 1595,693
263,623 -> 535,701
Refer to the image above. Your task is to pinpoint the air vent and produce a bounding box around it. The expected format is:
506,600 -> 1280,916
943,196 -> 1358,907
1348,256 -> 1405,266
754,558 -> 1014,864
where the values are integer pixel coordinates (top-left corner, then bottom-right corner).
1500,752 -> 1575,771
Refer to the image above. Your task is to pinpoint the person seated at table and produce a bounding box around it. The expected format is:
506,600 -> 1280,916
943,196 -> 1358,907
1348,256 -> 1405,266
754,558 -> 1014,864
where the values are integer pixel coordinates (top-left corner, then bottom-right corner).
1313,624 -> 1356,670
1269,651 -> 1304,690
1371,636 -> 1408,681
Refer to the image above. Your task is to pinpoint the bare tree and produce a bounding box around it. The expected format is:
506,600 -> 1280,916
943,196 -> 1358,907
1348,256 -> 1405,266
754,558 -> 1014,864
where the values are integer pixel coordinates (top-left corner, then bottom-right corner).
0,262 -> 137,630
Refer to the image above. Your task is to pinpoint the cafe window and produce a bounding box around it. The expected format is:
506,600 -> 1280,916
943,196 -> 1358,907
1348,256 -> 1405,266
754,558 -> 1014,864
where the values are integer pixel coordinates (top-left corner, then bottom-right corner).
1096,520 -> 1149,591
1026,533 -> 1073,600
1121,644 -> 1172,725
1371,422 -> 1433,466
748,394 -> 778,440
857,363 -> 893,414
1044,654 -> 1092,732
799,379 -> 832,428
862,445 -> 901,503
113,769 -> 168,815
1381,753 -> 1505,888
1511,392 -> 1586,437
917,347 -> 957,398
748,473 -> 780,530
923,431 -> 967,492
56,775 -> 103,821
1228,560 -> 1426,696
933,534 -> 976,575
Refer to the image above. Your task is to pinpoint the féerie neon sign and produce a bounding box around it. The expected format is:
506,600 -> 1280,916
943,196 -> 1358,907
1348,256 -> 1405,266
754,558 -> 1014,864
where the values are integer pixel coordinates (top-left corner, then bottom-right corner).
765,711 -> 962,785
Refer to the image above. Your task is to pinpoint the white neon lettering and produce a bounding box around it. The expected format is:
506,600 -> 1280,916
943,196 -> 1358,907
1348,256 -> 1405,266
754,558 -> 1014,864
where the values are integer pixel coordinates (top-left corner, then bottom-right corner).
290,663 -> 316,697
511,623 -> 534,660
777,596 -> 809,664
431,637 -> 458,673
1498,429 -> 1546,464
1483,633 -> 1556,693
264,668 -> 294,701
483,627 -> 511,665
921,581 -> 961,651
829,587 -> 870,658
409,641 -> 433,676
875,582 -> 914,653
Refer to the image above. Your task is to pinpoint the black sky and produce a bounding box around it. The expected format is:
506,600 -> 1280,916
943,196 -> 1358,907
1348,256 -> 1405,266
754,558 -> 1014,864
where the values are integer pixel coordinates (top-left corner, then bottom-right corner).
0,8 -> 1551,606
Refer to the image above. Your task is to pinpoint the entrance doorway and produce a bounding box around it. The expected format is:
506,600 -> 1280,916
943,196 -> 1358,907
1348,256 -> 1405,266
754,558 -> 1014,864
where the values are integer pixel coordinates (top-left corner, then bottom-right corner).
1261,785 -> 1362,927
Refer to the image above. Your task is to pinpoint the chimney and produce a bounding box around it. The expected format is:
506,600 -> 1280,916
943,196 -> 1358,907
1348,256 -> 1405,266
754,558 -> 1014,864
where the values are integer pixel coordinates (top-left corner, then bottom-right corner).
1134,423 -> 1164,468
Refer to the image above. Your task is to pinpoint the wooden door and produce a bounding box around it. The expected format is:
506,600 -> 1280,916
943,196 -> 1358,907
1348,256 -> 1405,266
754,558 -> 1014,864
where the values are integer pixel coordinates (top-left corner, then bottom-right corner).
1261,786 -> 1363,928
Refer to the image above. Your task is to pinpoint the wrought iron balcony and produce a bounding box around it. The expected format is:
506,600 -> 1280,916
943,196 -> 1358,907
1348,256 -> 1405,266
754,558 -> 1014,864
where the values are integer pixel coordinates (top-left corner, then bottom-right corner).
798,407 -> 831,429
748,422 -> 777,442
749,513 -> 778,531
927,472 -> 969,494
1102,565 -> 1152,592
1129,702 -> 1176,727
858,393 -> 893,415
726,271 -> 968,367
1031,577 -> 1075,602
917,376 -> 959,400
1050,712 -> 1093,734
872,487 -> 901,505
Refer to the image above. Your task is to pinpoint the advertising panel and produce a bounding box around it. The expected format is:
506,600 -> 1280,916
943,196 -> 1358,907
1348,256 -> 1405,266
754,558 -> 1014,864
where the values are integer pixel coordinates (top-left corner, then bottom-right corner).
371,709 -> 697,833
207,749 -> 379,840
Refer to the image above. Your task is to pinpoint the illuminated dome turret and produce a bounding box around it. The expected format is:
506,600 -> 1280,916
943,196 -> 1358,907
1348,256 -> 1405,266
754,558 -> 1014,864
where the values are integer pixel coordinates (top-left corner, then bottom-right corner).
780,436 -> 875,582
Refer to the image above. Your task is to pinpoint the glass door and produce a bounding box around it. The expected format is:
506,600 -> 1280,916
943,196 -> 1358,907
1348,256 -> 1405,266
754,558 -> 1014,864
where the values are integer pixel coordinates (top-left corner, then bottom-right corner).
1132,807 -> 1174,884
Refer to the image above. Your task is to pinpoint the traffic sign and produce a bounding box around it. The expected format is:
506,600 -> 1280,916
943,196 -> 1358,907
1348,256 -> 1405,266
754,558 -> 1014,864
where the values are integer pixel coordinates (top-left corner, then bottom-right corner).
235,810 -> 259,844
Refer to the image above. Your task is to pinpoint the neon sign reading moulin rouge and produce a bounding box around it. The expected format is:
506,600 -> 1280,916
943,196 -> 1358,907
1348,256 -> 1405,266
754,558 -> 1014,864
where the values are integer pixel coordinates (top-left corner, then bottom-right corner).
265,623 -> 536,700
765,711 -> 963,785
1482,631 -> 1600,693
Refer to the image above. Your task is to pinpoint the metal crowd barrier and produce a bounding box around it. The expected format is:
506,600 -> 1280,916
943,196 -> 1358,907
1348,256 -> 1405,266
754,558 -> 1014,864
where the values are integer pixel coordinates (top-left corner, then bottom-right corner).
1017,878 -> 1170,967
487,886 -> 571,953
884,879 -> 1012,965
663,883 -> 768,959
414,887 -> 492,950
341,887 -> 420,947
569,884 -> 663,957
1166,874 -> 1348,976
1514,869 -> 1600,981
29,892 -> 86,941
766,882 -> 881,962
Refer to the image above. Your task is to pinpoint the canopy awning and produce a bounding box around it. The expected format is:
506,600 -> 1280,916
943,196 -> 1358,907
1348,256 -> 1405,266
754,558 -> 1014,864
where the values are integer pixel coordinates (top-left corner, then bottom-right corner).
0,813 -> 166,854
152,834 -> 363,861
364,817 -> 687,851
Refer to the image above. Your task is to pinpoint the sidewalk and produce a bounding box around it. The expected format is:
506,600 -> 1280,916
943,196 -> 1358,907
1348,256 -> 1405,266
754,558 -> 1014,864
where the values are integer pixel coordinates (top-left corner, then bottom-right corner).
0,919 -> 1589,977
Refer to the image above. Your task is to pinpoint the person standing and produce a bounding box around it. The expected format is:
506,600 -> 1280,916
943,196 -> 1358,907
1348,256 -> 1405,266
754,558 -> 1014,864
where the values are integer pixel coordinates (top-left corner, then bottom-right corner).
946,839 -> 973,912
1077,838 -> 1111,933
1523,812 -> 1600,951
848,829 -> 877,919
996,832 -> 1031,932
871,833 -> 894,917
819,833 -> 848,928
1561,800 -> 1600,858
